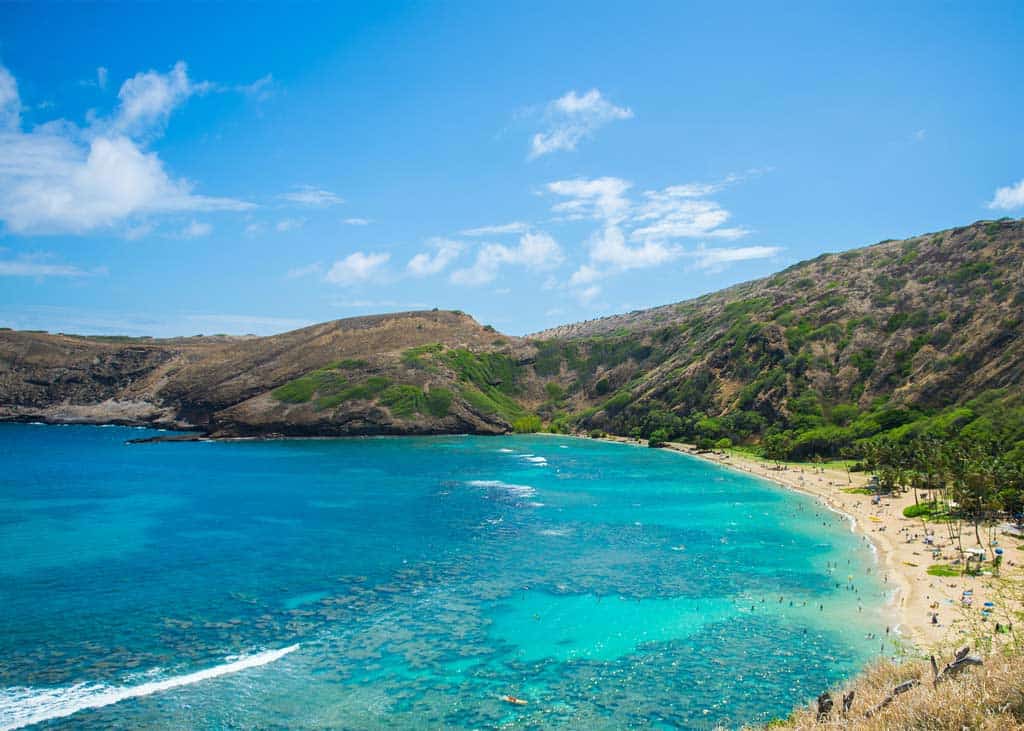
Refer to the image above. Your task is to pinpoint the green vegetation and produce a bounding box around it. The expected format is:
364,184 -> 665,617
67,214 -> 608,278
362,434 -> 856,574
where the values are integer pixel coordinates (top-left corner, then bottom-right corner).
442,348 -> 526,422
272,367 -> 349,404
926,564 -> 960,577
379,385 -> 453,419
903,501 -> 942,520
511,415 -> 543,433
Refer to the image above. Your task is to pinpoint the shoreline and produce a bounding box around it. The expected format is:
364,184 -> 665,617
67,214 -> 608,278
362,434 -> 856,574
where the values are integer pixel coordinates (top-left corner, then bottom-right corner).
597,434 -> 1021,654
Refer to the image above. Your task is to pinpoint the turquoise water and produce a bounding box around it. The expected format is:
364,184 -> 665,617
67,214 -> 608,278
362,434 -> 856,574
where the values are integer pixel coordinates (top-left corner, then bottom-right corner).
0,424 -> 893,729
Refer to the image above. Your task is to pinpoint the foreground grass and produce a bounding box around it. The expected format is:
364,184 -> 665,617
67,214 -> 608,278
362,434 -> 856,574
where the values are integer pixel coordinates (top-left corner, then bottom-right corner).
755,646 -> 1024,730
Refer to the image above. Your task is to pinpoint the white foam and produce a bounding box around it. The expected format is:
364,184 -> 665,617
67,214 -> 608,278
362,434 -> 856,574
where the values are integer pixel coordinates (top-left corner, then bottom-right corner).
523,455 -> 547,465
497,448 -> 514,453
0,644 -> 299,730
466,480 -> 537,498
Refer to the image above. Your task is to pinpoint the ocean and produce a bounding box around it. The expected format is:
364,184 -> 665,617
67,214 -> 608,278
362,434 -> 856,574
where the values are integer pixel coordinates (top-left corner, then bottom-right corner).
0,424 -> 891,729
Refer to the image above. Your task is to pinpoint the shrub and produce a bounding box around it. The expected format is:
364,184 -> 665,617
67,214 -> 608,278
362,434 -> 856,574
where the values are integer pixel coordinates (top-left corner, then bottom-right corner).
512,415 -> 543,433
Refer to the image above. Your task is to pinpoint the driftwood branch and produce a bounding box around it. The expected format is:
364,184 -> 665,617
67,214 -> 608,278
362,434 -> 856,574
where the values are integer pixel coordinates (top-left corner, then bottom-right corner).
865,679 -> 919,718
930,645 -> 983,686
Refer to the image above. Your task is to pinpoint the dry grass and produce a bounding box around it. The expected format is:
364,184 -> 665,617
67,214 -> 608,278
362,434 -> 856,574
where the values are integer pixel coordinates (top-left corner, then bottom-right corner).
757,646 -> 1024,730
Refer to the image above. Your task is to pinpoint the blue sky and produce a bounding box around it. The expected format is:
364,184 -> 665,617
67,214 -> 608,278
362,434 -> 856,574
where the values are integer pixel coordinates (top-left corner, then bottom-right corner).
0,2 -> 1022,337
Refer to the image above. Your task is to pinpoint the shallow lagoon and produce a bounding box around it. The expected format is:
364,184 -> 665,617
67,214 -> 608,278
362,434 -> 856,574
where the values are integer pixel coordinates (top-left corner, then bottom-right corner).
0,424 -> 892,729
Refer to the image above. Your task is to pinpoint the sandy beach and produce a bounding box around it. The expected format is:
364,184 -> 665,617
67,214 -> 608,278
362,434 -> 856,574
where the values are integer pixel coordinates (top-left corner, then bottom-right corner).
601,435 -> 1022,653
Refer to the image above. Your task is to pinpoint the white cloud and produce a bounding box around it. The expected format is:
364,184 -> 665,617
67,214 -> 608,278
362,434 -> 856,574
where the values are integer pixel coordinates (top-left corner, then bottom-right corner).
275,218 -> 305,232
0,253 -> 95,277
236,74 -> 274,101
325,251 -> 390,285
0,65 -> 20,130
180,220 -> 211,238
631,194 -> 746,241
911,128 -> 926,143
281,185 -> 344,207
576,285 -> 601,304
407,238 -> 463,276
687,245 -> 781,271
529,89 -> 633,159
988,179 -> 1024,210
547,177 -> 632,222
0,133 -> 252,233
460,221 -> 529,236
548,172 -> 776,299
343,217 -> 371,226
0,62 -> 252,234
568,263 -> 602,287
451,231 -> 562,286
114,61 -> 207,136
589,224 -> 679,269
97,67 -> 108,90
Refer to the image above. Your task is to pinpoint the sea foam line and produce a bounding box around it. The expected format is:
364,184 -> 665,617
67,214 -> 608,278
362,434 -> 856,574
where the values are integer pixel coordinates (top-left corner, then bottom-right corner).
466,479 -> 537,497
0,644 -> 299,730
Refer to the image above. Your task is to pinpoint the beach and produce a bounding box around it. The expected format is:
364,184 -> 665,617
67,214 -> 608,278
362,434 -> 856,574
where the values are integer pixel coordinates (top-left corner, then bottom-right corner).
626,438 -> 1023,652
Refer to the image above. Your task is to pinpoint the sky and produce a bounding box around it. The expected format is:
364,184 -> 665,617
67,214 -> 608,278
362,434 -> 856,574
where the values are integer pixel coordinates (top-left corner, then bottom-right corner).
0,2 -> 1022,337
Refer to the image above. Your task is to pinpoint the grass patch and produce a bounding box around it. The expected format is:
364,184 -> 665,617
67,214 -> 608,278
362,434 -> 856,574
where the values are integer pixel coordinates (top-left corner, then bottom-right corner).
902,501 -> 947,521
377,385 -> 453,419
272,367 -> 350,404
313,375 -> 392,411
842,487 -> 873,495
926,564 -> 961,577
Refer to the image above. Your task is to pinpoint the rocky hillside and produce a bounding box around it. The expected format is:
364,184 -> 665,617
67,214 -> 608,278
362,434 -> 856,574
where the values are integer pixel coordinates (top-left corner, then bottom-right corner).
529,218 -> 1024,458
1,218 -> 1022,454
0,310 -> 547,437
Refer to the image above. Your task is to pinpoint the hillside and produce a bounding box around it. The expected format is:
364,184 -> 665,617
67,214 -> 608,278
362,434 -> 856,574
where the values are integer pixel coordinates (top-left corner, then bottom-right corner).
528,218 -> 1024,459
1,218 -> 1023,455
0,310 -> 547,437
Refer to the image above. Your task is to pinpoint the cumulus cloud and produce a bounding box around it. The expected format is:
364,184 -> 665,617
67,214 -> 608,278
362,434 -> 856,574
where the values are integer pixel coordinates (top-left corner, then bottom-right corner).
281,185 -> 344,207
325,251 -> 390,285
451,231 -> 562,285
529,89 -> 632,159
0,61 -> 253,235
589,224 -> 679,269
988,179 -> 1024,210
547,177 -> 632,223
114,61 -> 208,136
407,238 -> 463,276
